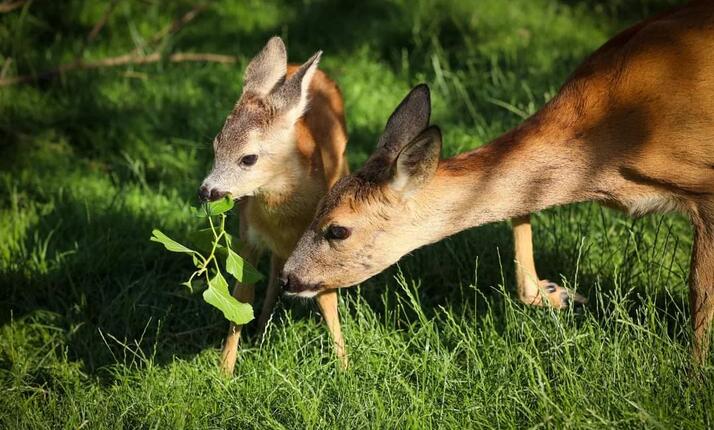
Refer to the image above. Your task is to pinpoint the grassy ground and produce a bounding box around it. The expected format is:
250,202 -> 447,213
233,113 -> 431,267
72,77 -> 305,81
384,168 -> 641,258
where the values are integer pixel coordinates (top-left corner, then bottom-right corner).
1,0 -> 712,428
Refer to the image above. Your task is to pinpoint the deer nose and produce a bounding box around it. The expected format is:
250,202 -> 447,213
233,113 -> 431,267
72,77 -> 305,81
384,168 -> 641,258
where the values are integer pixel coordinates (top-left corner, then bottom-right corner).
198,185 -> 210,202
280,272 -> 323,295
198,185 -> 227,202
279,272 -> 291,291
280,273 -> 301,294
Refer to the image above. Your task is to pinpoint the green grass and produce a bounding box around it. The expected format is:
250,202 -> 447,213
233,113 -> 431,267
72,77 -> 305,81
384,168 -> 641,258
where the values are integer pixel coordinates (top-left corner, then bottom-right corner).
2,0 -> 712,428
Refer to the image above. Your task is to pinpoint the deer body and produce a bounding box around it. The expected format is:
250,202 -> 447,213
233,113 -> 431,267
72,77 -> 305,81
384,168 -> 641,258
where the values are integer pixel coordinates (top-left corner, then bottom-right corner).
282,1 -> 714,363
199,38 -> 349,374
430,2 -> 714,229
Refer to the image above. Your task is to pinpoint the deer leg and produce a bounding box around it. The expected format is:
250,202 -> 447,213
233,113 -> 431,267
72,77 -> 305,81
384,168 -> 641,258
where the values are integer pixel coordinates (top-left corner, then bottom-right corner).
690,214 -> 714,366
255,254 -> 283,339
219,202 -> 262,375
219,243 -> 259,375
512,214 -> 586,309
315,289 -> 348,369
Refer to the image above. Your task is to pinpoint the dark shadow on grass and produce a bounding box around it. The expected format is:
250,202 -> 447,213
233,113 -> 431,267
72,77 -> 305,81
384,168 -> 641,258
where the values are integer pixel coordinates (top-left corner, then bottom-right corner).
558,0 -> 683,26
336,206 -> 693,353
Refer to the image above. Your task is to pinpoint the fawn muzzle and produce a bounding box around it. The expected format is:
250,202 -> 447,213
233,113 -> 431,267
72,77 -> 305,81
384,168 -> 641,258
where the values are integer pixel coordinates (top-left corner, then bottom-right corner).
198,184 -> 228,202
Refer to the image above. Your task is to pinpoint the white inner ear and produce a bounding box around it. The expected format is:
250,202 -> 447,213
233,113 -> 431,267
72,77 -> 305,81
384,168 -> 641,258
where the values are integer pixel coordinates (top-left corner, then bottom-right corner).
280,54 -> 321,126
243,37 -> 287,96
388,129 -> 440,195
390,161 -> 412,192
247,62 -> 285,97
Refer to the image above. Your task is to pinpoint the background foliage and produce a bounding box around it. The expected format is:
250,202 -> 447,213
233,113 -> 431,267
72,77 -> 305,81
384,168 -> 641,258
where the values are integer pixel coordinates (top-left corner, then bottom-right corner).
1,0 -> 711,428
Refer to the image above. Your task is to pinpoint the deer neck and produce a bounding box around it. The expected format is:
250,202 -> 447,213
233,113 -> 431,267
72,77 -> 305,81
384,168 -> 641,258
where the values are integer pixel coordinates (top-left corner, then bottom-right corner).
413,112 -> 596,242
255,144 -> 323,214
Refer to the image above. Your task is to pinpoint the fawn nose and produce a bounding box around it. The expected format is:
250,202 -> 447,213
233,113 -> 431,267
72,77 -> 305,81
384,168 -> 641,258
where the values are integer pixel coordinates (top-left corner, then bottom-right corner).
198,185 -> 227,202
198,185 -> 210,202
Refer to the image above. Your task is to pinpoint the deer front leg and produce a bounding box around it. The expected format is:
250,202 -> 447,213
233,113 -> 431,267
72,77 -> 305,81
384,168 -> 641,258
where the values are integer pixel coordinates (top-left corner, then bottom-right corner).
219,244 -> 260,375
315,289 -> 348,369
512,214 -> 586,309
255,254 -> 283,339
690,218 -> 714,366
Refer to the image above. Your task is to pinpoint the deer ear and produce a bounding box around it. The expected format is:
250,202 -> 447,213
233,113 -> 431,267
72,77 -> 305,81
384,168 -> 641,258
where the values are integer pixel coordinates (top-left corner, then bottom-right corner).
390,126 -> 442,193
243,36 -> 287,96
378,84 -> 431,157
359,84 -> 431,181
269,51 -> 322,125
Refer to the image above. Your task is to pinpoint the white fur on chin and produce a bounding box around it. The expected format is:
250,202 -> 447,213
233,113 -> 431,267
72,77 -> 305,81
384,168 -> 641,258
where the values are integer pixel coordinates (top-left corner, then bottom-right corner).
283,289 -> 320,299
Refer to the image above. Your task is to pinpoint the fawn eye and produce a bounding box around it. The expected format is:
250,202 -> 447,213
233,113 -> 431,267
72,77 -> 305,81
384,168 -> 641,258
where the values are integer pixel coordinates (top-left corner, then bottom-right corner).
240,154 -> 258,166
325,225 -> 351,241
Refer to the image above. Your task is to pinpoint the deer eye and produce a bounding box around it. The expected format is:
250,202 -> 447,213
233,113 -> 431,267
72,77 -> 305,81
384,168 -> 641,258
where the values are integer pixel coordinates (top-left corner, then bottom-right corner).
240,154 -> 258,166
325,225 -> 351,241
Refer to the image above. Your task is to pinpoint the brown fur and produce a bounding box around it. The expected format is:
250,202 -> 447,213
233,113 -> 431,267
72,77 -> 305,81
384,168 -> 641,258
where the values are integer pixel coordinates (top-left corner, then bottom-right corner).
242,65 -> 348,259
283,1 -> 714,363
205,40 -> 349,374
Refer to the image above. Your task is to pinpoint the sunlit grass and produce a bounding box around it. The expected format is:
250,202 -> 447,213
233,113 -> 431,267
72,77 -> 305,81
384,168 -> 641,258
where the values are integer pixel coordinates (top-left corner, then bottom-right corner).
2,0 -> 709,428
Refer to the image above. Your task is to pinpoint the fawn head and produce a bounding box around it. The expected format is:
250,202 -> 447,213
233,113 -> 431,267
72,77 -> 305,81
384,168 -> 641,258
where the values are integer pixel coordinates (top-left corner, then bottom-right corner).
199,37 -> 321,202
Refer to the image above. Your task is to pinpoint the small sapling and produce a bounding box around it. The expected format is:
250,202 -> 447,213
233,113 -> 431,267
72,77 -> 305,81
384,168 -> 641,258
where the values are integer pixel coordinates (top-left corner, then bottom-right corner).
151,196 -> 262,325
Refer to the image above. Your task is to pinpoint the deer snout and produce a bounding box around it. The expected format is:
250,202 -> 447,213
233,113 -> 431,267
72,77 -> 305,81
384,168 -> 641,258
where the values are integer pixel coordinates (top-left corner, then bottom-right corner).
198,184 -> 228,202
279,272 -> 300,293
280,272 -> 322,297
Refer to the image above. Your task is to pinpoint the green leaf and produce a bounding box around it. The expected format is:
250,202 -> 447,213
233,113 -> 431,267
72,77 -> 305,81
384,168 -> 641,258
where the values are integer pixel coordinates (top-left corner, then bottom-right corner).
150,229 -> 198,255
188,228 -> 220,254
208,196 -> 235,215
192,206 -> 209,218
223,230 -> 234,248
192,254 -> 202,268
193,195 -> 235,217
225,247 -> 263,284
203,270 -> 254,325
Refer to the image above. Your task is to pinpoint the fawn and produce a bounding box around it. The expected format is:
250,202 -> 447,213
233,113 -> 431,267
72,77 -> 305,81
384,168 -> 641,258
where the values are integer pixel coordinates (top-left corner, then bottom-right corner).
282,1 -> 714,363
199,37 -> 349,374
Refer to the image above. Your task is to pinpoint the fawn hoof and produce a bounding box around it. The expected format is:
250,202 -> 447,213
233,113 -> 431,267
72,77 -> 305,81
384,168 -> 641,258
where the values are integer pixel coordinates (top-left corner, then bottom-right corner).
219,342 -> 239,376
219,354 -> 236,376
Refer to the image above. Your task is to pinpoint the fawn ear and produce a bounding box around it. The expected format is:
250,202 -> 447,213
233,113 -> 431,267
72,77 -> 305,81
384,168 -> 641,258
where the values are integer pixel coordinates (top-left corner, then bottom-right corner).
390,126 -> 442,194
243,36 -> 287,96
269,51 -> 322,126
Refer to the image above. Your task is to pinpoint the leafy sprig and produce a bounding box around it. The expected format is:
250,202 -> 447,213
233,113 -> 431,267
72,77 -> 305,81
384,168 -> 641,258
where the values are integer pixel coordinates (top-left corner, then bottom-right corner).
150,196 -> 262,325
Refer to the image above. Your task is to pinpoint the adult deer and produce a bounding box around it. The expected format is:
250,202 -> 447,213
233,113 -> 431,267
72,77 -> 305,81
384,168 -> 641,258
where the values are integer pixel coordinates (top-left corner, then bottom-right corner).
282,1 -> 714,363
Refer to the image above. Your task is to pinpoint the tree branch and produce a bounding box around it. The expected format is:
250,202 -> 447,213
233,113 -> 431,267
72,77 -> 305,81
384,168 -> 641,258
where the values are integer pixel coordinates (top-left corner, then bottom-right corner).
0,0 -> 26,14
87,0 -> 122,43
0,2 -> 225,87
130,2 -> 210,55
0,52 -> 237,87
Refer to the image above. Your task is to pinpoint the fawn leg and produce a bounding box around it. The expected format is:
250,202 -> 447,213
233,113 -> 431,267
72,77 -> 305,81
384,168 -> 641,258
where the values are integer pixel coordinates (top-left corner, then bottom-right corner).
219,243 -> 259,375
315,289 -> 348,369
512,214 -> 586,309
219,202 -> 261,375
